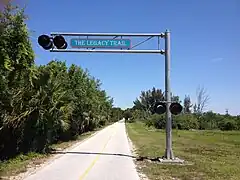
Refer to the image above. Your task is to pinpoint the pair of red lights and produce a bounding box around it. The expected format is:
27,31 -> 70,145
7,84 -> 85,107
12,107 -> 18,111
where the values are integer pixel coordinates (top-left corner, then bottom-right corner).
38,35 -> 67,50
154,102 -> 183,115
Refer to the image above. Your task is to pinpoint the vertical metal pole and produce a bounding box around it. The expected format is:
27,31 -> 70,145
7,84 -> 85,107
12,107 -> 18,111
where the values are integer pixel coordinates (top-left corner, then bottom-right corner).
164,30 -> 174,159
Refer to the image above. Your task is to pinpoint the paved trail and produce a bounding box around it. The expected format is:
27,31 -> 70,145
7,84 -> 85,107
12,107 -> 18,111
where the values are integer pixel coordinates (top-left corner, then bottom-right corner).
23,120 -> 140,180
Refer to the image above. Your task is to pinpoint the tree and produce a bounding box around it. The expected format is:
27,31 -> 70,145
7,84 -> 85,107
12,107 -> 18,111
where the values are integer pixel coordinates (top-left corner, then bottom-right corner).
0,3 -> 36,157
195,86 -> 210,114
183,95 -> 192,113
133,87 -> 180,116
0,2 -> 117,160
111,107 -> 124,121
123,111 -> 132,120
133,87 -> 163,115
193,104 -> 197,113
171,93 -> 181,103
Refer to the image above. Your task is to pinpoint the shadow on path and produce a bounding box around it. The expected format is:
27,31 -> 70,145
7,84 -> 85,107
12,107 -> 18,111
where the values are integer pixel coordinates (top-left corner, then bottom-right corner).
50,151 -> 162,162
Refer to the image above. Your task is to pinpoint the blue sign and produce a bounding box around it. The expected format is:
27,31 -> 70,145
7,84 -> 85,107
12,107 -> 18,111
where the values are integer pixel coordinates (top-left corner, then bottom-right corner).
70,38 -> 131,49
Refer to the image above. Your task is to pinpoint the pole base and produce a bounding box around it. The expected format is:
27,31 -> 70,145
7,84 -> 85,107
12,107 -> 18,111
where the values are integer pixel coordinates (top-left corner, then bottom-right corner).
164,148 -> 174,159
158,157 -> 185,164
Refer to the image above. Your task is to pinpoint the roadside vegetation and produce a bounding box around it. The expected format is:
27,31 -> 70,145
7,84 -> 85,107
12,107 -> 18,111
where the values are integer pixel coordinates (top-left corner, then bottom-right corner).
0,3 -> 123,177
124,87 -> 240,131
125,87 -> 240,180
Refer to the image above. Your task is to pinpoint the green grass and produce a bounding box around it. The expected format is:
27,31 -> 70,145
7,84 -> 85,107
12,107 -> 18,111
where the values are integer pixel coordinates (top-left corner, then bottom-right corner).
0,124 -> 110,178
0,152 -> 49,178
126,122 -> 240,180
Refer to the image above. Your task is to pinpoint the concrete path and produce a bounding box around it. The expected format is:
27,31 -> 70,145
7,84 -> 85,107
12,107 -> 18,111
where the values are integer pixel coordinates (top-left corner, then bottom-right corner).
23,120 -> 140,180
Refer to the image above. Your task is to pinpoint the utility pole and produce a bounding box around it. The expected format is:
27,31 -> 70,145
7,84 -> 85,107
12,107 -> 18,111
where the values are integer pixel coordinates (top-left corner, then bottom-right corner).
225,109 -> 229,115
164,30 -> 174,159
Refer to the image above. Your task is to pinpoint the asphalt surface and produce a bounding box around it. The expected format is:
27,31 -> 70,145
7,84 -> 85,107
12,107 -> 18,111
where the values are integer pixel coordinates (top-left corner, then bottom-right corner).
23,120 -> 140,180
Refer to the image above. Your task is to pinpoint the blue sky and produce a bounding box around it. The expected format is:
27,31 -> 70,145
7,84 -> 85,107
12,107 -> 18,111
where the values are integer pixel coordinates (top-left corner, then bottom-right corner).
18,0 -> 240,115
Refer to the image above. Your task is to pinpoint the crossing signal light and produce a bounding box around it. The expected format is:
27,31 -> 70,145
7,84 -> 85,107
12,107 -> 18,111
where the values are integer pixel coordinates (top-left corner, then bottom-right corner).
53,35 -> 68,49
169,102 -> 183,115
153,102 -> 183,115
38,34 -> 67,50
38,35 -> 53,50
154,102 -> 166,115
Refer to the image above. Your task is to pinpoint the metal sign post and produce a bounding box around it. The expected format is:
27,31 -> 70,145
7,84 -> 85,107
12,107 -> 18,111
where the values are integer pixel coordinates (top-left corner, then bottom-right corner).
164,30 -> 173,159
38,30 -> 176,160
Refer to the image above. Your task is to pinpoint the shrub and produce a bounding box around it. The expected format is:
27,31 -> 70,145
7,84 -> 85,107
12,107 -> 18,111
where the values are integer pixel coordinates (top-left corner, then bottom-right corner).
219,119 -> 238,131
145,114 -> 165,129
123,111 -> 132,120
173,114 -> 199,130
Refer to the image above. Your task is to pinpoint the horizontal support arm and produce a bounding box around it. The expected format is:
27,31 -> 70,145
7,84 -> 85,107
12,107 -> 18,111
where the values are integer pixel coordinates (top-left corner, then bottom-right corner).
50,49 -> 164,54
50,49 -> 165,54
50,32 -> 165,37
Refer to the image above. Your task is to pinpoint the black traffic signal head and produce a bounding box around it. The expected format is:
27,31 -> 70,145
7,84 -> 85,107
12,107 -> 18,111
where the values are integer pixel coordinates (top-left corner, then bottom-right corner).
169,102 -> 183,115
154,102 -> 166,114
38,35 -> 53,50
53,35 -> 67,49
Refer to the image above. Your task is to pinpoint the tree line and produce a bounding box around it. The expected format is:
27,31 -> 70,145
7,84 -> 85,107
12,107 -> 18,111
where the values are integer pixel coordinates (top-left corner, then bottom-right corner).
0,4 -> 124,160
124,87 -> 240,131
